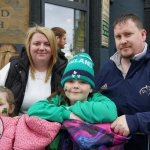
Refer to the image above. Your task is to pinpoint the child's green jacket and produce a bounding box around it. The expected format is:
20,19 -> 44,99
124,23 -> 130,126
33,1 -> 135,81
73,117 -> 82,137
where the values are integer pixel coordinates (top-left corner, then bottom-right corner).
27,93 -> 117,123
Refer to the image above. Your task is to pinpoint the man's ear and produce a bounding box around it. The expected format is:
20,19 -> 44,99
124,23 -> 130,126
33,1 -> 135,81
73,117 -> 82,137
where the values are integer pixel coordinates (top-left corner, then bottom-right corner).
56,36 -> 60,43
8,104 -> 15,115
141,29 -> 147,42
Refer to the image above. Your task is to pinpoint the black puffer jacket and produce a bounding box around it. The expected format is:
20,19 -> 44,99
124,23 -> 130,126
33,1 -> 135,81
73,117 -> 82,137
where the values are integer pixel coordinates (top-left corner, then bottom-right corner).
5,47 -> 68,114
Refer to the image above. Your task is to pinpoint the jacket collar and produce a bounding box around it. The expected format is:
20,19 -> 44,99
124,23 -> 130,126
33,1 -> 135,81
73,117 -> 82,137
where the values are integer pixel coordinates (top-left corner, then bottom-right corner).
110,42 -> 148,66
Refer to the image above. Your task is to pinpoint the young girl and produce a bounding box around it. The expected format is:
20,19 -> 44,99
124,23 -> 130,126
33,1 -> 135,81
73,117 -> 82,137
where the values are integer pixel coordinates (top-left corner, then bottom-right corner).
0,86 -> 60,150
0,86 -> 16,117
27,53 -> 117,123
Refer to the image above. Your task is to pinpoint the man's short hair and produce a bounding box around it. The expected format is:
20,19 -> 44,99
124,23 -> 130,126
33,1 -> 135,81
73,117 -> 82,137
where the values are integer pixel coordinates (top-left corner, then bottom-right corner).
51,27 -> 66,38
113,13 -> 143,29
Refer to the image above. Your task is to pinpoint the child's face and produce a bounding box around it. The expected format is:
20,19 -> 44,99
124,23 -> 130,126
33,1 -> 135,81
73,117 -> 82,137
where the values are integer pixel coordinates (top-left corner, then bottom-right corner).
64,80 -> 93,105
0,92 -> 10,116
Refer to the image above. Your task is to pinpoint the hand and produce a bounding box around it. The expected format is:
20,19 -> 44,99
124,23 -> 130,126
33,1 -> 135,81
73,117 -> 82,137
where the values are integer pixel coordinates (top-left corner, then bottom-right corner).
13,116 -> 21,119
110,115 -> 130,136
70,112 -> 84,121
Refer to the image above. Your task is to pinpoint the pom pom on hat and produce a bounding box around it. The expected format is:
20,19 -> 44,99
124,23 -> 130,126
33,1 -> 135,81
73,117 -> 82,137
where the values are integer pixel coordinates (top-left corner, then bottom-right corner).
61,53 -> 95,88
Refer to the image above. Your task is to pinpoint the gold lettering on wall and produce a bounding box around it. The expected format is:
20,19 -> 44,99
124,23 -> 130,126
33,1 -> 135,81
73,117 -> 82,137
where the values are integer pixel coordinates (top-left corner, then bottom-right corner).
0,0 -> 29,44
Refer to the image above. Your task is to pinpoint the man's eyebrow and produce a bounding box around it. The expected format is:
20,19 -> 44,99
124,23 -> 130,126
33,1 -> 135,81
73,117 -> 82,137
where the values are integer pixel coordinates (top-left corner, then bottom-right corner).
114,34 -> 120,37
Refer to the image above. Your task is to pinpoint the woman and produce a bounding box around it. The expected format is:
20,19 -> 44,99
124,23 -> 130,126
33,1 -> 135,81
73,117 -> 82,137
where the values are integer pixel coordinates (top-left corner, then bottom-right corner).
0,25 -> 68,115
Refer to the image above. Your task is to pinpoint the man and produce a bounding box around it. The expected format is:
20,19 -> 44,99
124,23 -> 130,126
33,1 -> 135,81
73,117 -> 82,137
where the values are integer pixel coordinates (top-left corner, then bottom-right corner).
51,27 -> 67,53
94,13 -> 149,150
51,27 -> 68,70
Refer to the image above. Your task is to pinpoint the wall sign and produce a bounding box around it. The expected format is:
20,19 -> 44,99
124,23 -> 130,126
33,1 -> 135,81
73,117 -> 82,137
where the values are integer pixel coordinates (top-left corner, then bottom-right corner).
101,0 -> 110,47
0,0 -> 29,44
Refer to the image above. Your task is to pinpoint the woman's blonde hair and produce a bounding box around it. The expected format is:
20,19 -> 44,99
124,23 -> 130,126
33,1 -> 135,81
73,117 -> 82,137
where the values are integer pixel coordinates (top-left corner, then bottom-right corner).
25,25 -> 58,82
0,43 -> 18,70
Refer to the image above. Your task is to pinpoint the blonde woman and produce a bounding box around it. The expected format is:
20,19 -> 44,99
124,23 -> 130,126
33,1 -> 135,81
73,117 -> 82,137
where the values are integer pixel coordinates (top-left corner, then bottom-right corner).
0,25 -> 67,115
0,43 -> 18,70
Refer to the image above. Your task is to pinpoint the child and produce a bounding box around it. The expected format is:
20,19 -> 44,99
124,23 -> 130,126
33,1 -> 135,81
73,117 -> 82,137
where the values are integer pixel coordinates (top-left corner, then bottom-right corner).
27,53 -> 117,123
0,88 -> 60,150
0,43 -> 18,70
0,86 -> 16,117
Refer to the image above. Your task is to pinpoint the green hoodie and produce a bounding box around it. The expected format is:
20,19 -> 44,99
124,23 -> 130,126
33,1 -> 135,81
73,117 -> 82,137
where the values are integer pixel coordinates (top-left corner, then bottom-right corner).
27,93 -> 117,123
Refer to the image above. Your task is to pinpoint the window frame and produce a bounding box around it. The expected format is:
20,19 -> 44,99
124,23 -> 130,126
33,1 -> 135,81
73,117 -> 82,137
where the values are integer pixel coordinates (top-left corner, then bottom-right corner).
41,0 -> 89,53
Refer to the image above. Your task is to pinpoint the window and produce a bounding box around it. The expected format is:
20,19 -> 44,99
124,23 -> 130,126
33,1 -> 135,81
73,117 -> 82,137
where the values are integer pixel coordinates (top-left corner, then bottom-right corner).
67,0 -> 84,3
42,0 -> 89,59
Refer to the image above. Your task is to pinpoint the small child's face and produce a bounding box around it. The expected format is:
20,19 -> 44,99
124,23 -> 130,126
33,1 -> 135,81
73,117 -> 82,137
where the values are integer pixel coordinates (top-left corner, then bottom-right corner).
64,80 -> 93,105
0,92 -> 10,116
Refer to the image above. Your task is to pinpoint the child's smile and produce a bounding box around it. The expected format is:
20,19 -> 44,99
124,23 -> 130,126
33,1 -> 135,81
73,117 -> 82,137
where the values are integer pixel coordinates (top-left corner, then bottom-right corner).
64,80 -> 93,105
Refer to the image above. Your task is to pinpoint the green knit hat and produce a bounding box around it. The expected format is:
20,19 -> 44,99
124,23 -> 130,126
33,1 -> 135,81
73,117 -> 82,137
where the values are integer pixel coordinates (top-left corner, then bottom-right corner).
61,53 -> 95,88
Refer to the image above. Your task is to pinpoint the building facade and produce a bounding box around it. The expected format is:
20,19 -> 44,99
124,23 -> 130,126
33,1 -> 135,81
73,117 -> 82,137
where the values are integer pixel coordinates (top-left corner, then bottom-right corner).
0,0 -> 149,72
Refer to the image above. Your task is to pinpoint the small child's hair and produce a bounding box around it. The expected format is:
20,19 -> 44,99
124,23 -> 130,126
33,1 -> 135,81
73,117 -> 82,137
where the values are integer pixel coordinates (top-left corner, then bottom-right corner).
0,43 -> 18,69
47,87 -> 70,106
0,86 -> 16,117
